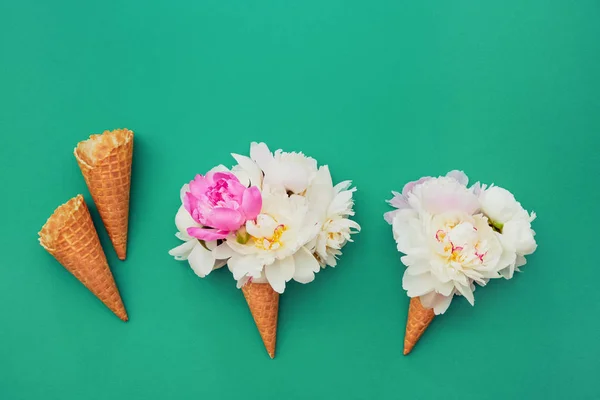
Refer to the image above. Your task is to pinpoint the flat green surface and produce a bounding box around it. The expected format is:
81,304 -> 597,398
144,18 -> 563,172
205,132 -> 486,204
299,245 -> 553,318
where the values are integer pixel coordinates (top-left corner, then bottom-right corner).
1,1 -> 599,399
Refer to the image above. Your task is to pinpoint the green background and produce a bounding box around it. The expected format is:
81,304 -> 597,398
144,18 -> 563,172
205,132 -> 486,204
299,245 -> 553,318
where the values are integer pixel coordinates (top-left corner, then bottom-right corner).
1,0 -> 599,399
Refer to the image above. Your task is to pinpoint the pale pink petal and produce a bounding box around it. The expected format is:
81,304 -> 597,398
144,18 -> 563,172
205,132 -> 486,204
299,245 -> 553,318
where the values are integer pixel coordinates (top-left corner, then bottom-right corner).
402,177 -> 431,197
388,191 -> 409,209
383,209 -> 399,224
446,170 -> 469,186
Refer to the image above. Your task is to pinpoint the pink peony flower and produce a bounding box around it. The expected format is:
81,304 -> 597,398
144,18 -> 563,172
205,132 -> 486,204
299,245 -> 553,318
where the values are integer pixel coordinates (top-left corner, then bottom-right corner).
183,171 -> 262,241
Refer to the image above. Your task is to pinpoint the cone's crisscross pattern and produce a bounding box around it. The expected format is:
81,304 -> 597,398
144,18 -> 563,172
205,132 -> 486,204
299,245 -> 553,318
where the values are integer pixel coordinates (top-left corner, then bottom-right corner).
404,296 -> 435,355
242,282 -> 279,358
75,129 -> 133,260
39,195 -> 128,321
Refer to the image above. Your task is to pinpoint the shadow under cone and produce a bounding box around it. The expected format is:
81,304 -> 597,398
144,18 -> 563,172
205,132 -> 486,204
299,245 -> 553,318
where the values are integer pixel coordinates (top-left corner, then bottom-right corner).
74,128 -> 133,260
404,296 -> 434,355
242,282 -> 279,358
39,195 -> 128,321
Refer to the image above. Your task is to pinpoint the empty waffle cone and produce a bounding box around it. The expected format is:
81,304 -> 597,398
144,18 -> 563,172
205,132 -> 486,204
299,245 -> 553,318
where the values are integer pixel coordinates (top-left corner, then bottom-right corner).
242,282 -> 279,358
38,195 -> 128,321
74,128 -> 134,260
404,296 -> 435,355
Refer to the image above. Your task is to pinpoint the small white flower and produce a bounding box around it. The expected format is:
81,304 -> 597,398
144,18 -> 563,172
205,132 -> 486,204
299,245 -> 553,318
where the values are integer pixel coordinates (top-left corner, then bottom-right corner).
479,185 -> 537,278
479,186 -> 527,224
306,166 -> 360,267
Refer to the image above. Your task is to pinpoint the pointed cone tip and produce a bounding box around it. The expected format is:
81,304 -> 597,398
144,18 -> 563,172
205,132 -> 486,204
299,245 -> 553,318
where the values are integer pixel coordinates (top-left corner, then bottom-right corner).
242,282 -> 279,359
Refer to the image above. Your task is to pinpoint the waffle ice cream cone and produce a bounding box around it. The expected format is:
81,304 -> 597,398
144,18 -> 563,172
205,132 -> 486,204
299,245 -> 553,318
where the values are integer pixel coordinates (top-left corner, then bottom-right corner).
242,282 -> 279,358
74,128 -> 134,260
403,296 -> 435,355
38,195 -> 128,321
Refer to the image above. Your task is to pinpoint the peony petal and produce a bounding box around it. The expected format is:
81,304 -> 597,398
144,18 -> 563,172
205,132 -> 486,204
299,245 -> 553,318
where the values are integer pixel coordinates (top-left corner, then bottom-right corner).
228,255 -> 264,280
250,142 -> 274,173
433,293 -> 453,314
279,256 -> 296,281
419,292 -> 437,308
241,186 -> 262,220
230,165 -> 250,187
265,257 -> 295,293
402,272 -> 437,297
188,174 -> 211,197
236,275 -> 251,289
446,170 -> 469,186
455,283 -> 475,306
187,243 -> 216,277
213,242 -> 236,260
292,247 -> 320,283
232,153 -> 263,188
279,163 -> 310,194
176,205 -> 200,233
383,209 -> 399,225
205,208 -> 244,231
208,164 -> 230,173
168,239 -> 196,260
405,262 -> 431,276
402,177 -> 431,197
187,227 -> 229,241
180,183 -> 190,203
436,280 -> 455,297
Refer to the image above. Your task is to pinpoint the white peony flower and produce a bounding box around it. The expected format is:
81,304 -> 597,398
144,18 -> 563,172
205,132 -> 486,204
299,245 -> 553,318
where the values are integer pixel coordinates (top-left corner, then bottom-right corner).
480,186 -> 527,225
249,142 -> 317,194
168,184 -> 229,277
479,185 -> 537,278
393,207 -> 504,314
388,173 -> 506,314
306,166 -> 360,267
213,184 -> 322,293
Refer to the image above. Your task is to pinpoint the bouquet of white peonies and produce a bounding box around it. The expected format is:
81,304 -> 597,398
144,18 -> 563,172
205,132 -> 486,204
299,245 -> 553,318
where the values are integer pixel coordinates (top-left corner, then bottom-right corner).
170,142 -> 360,358
384,170 -> 537,355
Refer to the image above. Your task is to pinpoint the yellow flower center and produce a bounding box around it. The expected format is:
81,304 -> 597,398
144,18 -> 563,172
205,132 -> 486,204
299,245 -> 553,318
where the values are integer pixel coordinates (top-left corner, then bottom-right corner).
254,224 -> 287,250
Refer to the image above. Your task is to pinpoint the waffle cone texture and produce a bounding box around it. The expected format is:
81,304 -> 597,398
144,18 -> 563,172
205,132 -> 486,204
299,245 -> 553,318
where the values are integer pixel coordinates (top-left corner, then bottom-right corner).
74,128 -> 134,260
404,296 -> 435,355
242,282 -> 279,358
38,195 -> 128,321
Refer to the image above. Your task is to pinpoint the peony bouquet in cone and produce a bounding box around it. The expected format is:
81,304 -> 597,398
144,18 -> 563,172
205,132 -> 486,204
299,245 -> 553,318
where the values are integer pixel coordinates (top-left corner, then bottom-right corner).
384,171 -> 537,355
169,142 -> 360,358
